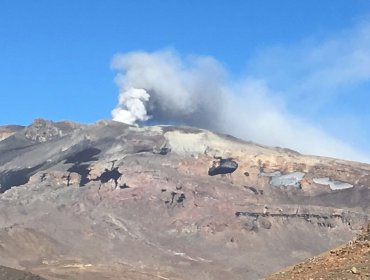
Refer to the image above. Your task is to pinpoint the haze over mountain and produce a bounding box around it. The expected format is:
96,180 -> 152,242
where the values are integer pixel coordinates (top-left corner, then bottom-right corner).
110,49 -> 370,163
0,119 -> 368,279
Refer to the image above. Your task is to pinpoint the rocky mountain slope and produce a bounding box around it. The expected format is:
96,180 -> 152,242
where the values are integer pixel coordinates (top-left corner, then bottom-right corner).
0,265 -> 45,280
0,119 -> 369,279
266,224 -> 370,279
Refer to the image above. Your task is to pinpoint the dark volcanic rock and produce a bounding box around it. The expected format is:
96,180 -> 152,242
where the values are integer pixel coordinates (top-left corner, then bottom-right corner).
64,147 -> 101,164
0,164 -> 43,193
208,158 -> 238,176
95,167 -> 122,187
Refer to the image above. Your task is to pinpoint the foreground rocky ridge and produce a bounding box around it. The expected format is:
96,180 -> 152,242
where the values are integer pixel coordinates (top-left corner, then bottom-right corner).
0,119 -> 369,279
0,265 -> 45,280
266,224 -> 370,279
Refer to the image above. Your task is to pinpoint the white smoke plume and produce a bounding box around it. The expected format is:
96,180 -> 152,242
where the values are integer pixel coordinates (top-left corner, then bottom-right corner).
111,50 -> 227,130
111,49 -> 368,162
112,88 -> 150,125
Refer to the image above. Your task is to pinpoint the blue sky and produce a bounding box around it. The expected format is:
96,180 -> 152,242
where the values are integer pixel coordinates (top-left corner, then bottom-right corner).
1,1 -> 370,160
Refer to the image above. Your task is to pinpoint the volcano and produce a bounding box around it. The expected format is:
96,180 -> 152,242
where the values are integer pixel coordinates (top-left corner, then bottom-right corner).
0,119 -> 369,279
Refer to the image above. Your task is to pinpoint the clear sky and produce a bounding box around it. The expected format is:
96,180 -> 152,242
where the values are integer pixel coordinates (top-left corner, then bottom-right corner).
1,1 -> 370,160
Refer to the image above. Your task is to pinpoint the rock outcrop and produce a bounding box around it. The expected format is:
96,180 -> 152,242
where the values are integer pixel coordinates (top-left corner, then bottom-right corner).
24,119 -> 81,142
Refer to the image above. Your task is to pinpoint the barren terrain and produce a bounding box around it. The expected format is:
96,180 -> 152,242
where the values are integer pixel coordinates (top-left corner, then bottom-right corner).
0,119 -> 369,279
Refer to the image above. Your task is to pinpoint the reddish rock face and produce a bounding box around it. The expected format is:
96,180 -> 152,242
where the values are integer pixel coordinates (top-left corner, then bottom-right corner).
0,125 -> 24,142
0,119 -> 369,280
